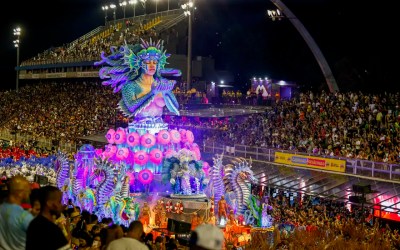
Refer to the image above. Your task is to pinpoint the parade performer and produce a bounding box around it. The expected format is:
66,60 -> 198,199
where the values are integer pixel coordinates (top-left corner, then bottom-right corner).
153,200 -> 165,227
139,202 -> 151,226
218,195 -> 228,221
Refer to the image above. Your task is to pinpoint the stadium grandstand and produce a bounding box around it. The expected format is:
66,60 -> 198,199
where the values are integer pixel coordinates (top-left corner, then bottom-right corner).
16,8 -> 220,87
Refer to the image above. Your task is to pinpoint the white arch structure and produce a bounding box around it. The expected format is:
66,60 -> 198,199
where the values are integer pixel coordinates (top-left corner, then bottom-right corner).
270,0 -> 340,93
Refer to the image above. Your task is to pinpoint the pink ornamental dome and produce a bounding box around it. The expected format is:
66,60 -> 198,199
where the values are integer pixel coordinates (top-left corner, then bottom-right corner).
202,161 -> 210,176
149,148 -> 163,164
116,147 -> 129,160
169,130 -> 181,144
179,129 -> 188,143
186,130 -> 195,143
126,171 -> 135,185
106,129 -> 116,144
126,132 -> 140,147
138,169 -> 154,185
103,144 -> 117,158
157,130 -> 171,145
134,150 -> 149,165
140,133 -> 156,148
95,148 -> 103,157
164,149 -> 177,158
191,148 -> 201,161
114,129 -> 127,144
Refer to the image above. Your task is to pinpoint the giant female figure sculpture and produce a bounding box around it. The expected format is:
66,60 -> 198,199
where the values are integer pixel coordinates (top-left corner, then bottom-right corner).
95,39 -> 180,123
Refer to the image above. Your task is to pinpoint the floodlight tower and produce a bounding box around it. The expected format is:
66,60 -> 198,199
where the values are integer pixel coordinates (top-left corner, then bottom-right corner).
102,5 -> 109,25
129,0 -> 138,17
120,1 -> 127,19
13,27 -> 21,92
110,4 -> 117,24
181,1 -> 195,90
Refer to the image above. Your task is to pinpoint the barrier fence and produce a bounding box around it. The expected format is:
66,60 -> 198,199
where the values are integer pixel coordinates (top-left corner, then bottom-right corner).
0,128 -> 76,154
2,127 -> 400,182
202,142 -> 400,182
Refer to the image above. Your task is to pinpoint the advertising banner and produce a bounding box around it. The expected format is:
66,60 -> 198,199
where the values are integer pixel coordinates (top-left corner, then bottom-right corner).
274,152 -> 346,173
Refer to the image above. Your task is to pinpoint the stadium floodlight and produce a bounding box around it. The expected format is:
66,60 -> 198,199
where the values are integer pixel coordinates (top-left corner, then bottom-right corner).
181,0 -> 195,90
13,27 -> 21,92
154,0 -> 159,14
102,5 -> 109,25
140,0 -> 147,15
128,0 -> 138,17
267,8 -> 284,21
120,1 -> 127,19
109,4 -> 117,24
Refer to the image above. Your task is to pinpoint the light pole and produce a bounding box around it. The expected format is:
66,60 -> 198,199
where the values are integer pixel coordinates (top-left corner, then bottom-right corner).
155,0 -> 158,14
102,5 -> 109,25
140,0 -> 147,15
129,0 -> 137,17
181,1 -> 194,90
120,1 -> 127,19
13,27 -> 21,92
268,0 -> 340,93
110,4 -> 117,24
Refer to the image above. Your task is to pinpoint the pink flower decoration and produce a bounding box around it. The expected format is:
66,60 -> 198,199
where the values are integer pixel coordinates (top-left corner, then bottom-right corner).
127,132 -> 140,147
95,148 -> 103,157
138,169 -> 154,185
157,130 -> 171,145
116,147 -> 129,160
164,149 -> 177,158
126,171 -> 135,185
149,148 -> 163,164
192,147 -> 201,160
202,161 -> 210,176
169,129 -> 181,144
186,130 -> 194,143
106,129 -> 116,144
114,128 -> 126,144
134,150 -> 149,165
104,144 -> 117,157
140,133 -> 156,148
179,129 -> 188,143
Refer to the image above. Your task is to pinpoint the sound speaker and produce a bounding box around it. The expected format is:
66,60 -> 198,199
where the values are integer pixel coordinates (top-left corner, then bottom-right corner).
349,195 -> 366,203
352,184 -> 371,194
34,175 -> 48,186
167,219 -> 191,233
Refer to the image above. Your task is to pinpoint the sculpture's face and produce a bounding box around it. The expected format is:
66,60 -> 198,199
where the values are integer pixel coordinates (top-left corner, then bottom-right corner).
144,60 -> 157,76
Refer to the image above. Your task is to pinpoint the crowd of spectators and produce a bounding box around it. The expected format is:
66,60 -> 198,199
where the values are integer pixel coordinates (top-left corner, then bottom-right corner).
21,17 -> 165,67
243,191 -> 400,249
0,82 -> 118,145
198,91 -> 400,164
0,175 -> 225,250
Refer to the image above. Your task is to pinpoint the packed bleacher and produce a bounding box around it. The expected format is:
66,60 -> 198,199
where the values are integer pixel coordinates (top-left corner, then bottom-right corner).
177,91 -> 400,164
0,82 -> 118,145
21,15 -> 173,67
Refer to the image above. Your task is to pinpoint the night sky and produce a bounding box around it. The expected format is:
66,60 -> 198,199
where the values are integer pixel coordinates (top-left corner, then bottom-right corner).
0,0 -> 398,92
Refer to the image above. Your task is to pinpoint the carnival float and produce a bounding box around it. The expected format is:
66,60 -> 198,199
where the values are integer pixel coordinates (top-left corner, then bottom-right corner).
54,39 -> 273,244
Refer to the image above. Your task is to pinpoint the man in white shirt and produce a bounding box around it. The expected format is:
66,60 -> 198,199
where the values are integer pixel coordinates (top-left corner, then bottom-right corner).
106,221 -> 147,250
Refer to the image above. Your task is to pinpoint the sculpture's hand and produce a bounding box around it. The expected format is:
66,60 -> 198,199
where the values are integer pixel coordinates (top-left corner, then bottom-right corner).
152,78 -> 176,93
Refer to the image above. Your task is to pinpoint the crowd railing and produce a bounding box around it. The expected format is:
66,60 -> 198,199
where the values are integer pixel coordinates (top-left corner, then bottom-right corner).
0,128 -> 76,154
202,142 -> 400,182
